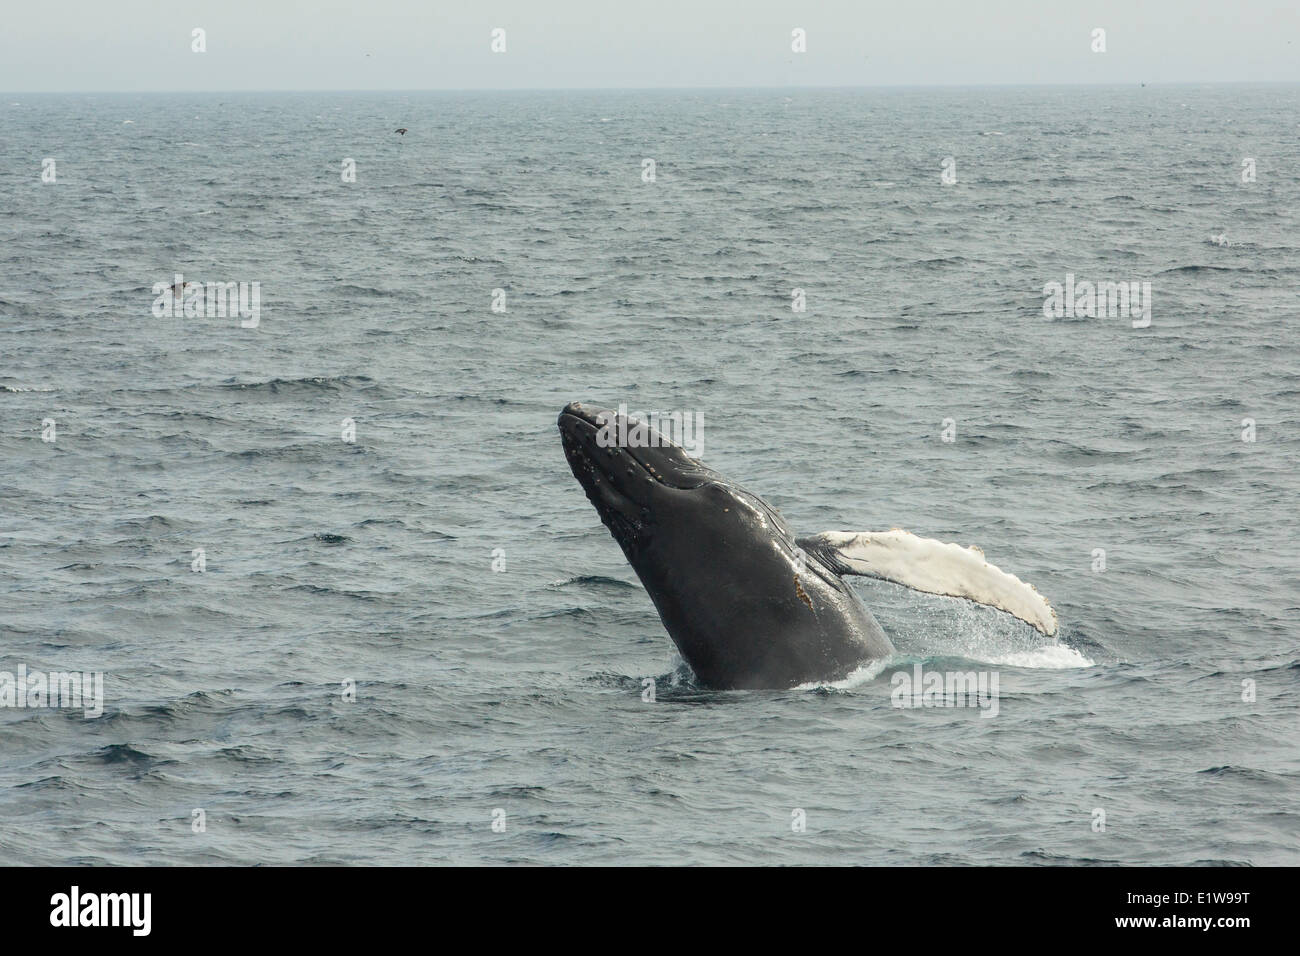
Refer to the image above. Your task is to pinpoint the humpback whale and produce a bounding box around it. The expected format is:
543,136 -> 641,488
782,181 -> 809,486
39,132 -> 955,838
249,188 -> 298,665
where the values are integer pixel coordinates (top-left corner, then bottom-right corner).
558,402 -> 1057,689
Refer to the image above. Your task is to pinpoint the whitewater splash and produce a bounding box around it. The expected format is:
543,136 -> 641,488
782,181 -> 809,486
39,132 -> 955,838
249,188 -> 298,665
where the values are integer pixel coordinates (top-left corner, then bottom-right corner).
798,657 -> 893,691
985,644 -> 1094,668
803,639 -> 1092,693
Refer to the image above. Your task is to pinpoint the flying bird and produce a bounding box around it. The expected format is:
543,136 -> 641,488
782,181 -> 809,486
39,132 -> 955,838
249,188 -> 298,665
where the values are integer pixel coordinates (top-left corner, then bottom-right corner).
394,128 -> 407,135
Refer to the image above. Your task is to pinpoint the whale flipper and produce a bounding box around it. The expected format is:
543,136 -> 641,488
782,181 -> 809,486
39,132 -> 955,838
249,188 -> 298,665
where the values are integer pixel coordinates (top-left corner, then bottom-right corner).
798,530 -> 1058,636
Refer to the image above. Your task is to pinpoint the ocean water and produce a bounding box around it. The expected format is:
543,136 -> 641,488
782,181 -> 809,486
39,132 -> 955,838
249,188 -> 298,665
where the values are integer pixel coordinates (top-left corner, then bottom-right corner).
1,86 -> 1298,865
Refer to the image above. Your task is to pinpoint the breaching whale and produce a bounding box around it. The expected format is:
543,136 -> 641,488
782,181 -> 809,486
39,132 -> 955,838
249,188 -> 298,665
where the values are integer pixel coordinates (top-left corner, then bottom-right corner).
558,402 -> 1057,690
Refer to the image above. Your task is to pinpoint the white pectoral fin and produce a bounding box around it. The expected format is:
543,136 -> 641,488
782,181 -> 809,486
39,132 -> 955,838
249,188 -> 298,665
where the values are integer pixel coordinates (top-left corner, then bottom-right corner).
800,530 -> 1058,636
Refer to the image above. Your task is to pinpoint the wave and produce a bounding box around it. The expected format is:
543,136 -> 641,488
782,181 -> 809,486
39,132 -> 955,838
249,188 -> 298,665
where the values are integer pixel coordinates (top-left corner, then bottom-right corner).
985,644 -> 1095,668
1156,264 -> 1258,275
219,375 -> 376,393
1197,765 -> 1290,783
93,743 -> 165,766
548,574 -> 639,591
799,657 -> 892,690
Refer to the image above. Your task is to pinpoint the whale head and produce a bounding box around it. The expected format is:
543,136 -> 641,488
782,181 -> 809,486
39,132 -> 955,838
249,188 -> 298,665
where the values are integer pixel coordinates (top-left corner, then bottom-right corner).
557,401 -> 795,564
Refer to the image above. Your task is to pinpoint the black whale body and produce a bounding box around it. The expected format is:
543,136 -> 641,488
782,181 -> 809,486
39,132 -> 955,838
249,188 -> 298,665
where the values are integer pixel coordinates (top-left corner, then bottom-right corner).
558,402 -> 894,689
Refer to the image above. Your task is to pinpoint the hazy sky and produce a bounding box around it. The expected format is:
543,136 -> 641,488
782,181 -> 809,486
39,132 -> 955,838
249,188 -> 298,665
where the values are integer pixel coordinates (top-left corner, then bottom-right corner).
2,0 -> 1297,91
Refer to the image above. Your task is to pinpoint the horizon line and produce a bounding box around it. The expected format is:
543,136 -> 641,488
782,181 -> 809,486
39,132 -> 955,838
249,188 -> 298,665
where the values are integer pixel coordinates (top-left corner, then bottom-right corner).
5,79 -> 1300,96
